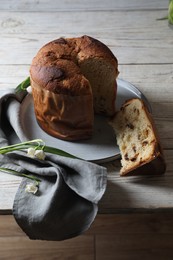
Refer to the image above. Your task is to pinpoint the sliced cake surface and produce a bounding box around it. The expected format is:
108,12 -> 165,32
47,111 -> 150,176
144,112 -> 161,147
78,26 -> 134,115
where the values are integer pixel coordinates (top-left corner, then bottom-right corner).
111,98 -> 166,176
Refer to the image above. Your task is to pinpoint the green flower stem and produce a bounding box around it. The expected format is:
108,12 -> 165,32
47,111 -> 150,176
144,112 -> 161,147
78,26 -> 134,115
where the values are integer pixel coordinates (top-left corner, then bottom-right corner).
0,167 -> 41,184
15,77 -> 30,93
0,139 -> 82,185
0,139 -> 44,155
0,139 -> 81,159
44,146 -> 81,159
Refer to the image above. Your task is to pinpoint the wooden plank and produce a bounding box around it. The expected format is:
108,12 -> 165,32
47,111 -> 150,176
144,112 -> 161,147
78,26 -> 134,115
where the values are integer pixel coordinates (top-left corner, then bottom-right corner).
0,215 -> 94,260
0,64 -> 173,106
90,213 -> 173,234
0,0 -> 172,216
0,0 -> 168,12
0,62 -> 172,212
0,10 -> 169,37
0,9 -> 172,64
2,213 -> 173,260
1,64 -> 172,149
99,150 -> 173,214
94,214 -> 173,260
0,64 -> 172,212
0,150 -> 172,213
96,234 -> 173,260
118,64 -> 173,104
1,35 -> 173,66
0,215 -> 23,237
0,216 -> 94,259
155,118 -> 173,149
2,213 -> 173,237
0,173 -> 21,212
0,236 -> 94,260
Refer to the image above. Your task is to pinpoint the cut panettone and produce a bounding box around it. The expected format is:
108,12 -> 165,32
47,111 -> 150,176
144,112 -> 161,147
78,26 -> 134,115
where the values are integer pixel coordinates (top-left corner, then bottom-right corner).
30,35 -> 119,141
110,98 -> 166,176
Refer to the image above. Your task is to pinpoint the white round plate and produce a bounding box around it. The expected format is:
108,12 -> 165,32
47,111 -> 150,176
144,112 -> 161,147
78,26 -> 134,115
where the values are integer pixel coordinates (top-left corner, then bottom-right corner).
20,79 -> 151,163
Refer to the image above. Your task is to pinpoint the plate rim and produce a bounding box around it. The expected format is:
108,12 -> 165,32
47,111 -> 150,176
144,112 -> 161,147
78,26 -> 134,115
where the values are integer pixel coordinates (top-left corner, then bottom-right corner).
20,78 -> 151,163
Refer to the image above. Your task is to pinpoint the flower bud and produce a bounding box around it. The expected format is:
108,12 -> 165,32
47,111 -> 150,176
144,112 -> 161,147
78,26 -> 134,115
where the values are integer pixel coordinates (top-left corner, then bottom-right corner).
25,182 -> 38,194
34,149 -> 46,160
27,147 -> 36,158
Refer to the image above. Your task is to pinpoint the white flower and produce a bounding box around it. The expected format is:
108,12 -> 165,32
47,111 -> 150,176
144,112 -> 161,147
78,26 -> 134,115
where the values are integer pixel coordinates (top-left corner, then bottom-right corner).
27,147 -> 36,158
34,149 -> 46,160
25,182 -> 38,194
27,148 -> 46,160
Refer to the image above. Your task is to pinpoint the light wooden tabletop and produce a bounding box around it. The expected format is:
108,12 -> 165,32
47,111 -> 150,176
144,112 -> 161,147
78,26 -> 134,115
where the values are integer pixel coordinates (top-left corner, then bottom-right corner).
0,0 -> 172,213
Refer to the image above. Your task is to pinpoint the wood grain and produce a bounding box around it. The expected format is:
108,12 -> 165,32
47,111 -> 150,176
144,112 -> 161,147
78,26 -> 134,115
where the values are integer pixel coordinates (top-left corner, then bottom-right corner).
0,236 -> 94,260
2,214 -> 173,259
1,150 -> 172,213
0,62 -> 173,212
96,234 -> 173,260
0,0 -> 167,11
0,0 -> 173,258
0,216 -> 94,260
0,9 -> 172,65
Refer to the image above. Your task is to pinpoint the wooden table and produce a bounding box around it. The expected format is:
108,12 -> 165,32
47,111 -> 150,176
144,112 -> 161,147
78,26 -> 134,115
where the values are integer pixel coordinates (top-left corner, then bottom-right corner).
0,0 -> 173,259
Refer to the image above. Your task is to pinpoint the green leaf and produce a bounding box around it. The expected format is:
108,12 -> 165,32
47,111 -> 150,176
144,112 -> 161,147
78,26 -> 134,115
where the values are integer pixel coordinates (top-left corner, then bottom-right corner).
168,0 -> 173,24
0,167 -> 41,183
0,139 -> 43,154
15,77 -> 30,93
44,145 -> 81,159
157,0 -> 173,24
0,139 -> 81,160
0,139 -> 81,187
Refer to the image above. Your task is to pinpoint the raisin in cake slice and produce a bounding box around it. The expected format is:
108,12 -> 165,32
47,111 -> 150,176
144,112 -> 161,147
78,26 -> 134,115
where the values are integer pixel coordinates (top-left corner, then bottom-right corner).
110,98 -> 166,176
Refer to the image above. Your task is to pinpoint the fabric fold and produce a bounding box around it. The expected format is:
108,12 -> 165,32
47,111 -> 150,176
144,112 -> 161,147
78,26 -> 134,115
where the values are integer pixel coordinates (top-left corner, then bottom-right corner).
0,89 -> 107,241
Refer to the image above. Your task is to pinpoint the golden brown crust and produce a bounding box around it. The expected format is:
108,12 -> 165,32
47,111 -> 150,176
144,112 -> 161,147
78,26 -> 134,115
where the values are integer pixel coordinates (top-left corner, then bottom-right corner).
31,78 -> 94,141
30,58 -> 91,95
30,35 -> 118,95
74,35 -> 118,67
30,35 -> 118,141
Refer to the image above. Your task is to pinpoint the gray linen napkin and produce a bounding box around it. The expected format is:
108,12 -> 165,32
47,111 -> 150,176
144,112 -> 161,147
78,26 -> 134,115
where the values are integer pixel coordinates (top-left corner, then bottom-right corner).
0,89 -> 107,241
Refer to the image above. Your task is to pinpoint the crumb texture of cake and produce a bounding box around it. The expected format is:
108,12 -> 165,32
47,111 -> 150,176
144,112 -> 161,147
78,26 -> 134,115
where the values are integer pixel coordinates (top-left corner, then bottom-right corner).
30,35 -> 119,141
110,98 -> 166,176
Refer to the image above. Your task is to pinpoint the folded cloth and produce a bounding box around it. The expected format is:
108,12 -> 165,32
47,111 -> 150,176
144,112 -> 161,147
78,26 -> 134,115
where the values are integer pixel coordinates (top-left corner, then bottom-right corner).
0,88 -> 107,241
